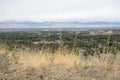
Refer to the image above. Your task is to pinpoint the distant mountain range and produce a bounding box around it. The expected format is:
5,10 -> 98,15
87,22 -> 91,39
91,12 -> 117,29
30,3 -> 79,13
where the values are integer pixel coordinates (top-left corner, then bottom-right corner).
0,21 -> 120,29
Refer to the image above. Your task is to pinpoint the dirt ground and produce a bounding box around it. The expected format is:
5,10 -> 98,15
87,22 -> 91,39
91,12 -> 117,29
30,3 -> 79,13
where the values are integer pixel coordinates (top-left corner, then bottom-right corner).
0,64 -> 120,80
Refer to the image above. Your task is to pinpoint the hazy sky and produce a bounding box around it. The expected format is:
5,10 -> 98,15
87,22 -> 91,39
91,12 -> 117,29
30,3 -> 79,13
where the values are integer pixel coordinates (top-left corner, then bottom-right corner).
0,0 -> 120,22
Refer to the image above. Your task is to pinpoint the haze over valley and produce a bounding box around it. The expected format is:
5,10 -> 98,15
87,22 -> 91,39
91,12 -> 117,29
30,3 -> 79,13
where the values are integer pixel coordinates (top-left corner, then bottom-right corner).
0,21 -> 120,31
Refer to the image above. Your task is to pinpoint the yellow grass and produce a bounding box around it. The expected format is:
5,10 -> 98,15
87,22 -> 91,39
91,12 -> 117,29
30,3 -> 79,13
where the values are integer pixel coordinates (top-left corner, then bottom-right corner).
18,51 -> 82,68
0,47 -> 120,80
0,46 -> 120,69
5,49 -> 118,70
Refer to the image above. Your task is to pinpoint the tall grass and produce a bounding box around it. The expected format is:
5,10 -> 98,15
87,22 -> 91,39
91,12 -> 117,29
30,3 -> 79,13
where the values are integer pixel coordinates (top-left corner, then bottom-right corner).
0,46 -> 120,69
73,31 -> 78,49
0,43 -> 120,80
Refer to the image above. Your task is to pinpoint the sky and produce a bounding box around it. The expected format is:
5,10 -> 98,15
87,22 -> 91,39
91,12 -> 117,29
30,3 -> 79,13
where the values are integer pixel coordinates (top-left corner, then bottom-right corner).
0,0 -> 120,22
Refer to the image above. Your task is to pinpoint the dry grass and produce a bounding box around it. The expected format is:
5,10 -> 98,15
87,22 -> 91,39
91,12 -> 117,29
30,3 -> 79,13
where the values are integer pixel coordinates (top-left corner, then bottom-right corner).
17,49 -> 120,69
17,49 -> 82,68
0,48 -> 120,80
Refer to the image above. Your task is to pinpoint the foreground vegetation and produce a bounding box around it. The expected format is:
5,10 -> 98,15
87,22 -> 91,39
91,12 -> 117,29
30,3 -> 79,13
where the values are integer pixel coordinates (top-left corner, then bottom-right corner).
0,30 -> 120,80
0,47 -> 120,80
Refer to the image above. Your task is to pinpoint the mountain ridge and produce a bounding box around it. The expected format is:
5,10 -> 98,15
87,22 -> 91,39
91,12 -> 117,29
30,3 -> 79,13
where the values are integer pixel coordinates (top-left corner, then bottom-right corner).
0,21 -> 120,29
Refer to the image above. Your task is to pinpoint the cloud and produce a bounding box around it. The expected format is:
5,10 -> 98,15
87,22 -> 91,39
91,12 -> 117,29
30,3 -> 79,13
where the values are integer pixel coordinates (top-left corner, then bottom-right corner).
0,0 -> 120,21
